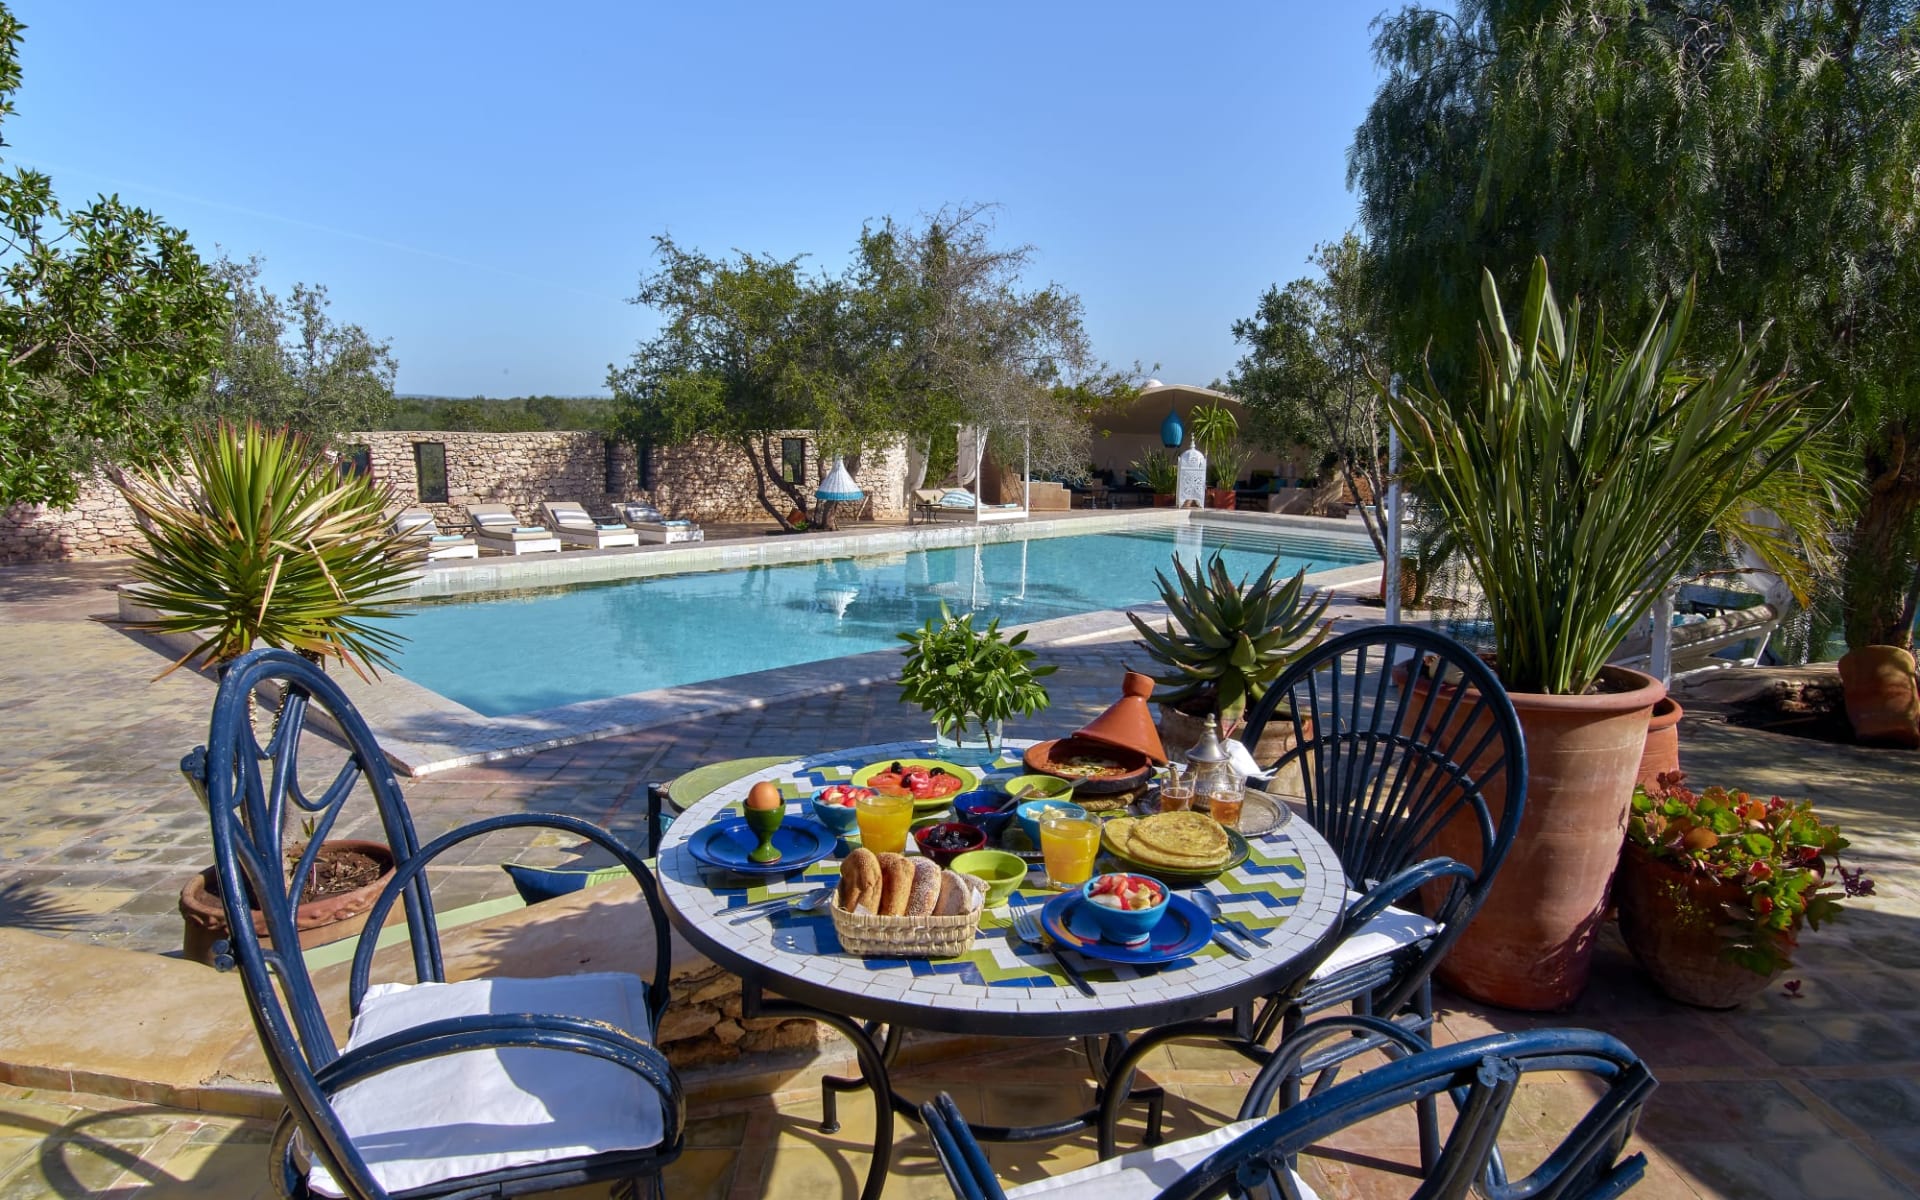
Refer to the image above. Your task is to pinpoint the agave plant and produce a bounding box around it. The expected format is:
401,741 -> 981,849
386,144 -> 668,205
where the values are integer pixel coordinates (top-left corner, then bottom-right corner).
1128,552 -> 1332,723
1382,258 -> 1839,695
117,421 -> 420,679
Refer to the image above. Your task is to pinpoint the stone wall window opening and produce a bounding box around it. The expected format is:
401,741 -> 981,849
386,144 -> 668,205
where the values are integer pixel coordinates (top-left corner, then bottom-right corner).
413,441 -> 448,504
604,439 -> 622,494
780,437 -> 806,485
637,437 -> 654,490
340,444 -> 372,479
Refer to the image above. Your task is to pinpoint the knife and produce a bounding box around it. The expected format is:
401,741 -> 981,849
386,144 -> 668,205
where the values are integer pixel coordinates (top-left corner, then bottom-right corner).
1211,928 -> 1254,960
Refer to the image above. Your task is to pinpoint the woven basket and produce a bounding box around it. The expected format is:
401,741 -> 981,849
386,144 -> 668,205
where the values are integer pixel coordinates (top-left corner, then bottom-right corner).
831,892 -> 984,959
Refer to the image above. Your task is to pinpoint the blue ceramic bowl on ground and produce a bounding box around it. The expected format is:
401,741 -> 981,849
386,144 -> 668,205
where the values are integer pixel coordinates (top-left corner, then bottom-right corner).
810,792 -> 863,836
952,789 -> 1015,840
1079,874 -> 1170,947
1016,799 -> 1088,848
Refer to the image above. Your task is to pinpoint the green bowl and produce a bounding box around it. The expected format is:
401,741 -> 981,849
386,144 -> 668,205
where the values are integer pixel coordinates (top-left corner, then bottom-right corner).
950,849 -> 1030,908
1001,774 -> 1077,803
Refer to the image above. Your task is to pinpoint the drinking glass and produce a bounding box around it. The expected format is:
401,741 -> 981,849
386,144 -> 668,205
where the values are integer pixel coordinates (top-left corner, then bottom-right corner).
1040,814 -> 1102,890
1203,789 -> 1244,830
1158,777 -> 1194,813
855,792 -> 914,854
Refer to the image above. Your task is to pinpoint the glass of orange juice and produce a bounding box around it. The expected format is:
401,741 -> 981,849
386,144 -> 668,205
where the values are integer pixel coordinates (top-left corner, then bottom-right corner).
1040,814 -> 1102,890
855,792 -> 914,854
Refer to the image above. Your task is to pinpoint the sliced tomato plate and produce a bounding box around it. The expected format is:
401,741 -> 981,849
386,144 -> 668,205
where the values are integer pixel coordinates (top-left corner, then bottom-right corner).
848,758 -> 980,812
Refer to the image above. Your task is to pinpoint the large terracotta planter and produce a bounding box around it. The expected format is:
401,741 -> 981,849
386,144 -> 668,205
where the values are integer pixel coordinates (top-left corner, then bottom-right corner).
179,839 -> 397,967
1837,645 -> 1920,748
1158,704 -> 1308,798
1614,841 -> 1780,1008
1429,666 -> 1664,1011
1204,487 -> 1237,511
1152,494 -> 1174,508
1636,697 -> 1684,789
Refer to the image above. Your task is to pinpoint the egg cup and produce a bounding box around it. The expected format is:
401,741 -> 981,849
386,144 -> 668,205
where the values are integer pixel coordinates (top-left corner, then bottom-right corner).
743,804 -> 785,864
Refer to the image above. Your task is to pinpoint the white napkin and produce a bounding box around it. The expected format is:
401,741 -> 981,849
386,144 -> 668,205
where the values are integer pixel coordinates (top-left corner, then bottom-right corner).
1224,738 -> 1275,782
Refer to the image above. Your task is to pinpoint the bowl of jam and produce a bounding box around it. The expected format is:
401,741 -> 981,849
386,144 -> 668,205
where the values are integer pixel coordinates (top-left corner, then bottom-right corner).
912,821 -> 988,867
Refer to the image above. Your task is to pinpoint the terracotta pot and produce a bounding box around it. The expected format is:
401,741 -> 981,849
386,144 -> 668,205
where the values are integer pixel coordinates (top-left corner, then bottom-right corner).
1614,841 -> 1781,1008
1205,487 -> 1238,511
1158,704 -> 1309,798
1152,494 -> 1174,508
179,839 -> 397,967
1636,697 -> 1684,789
1425,665 -> 1664,1011
1837,645 -> 1920,748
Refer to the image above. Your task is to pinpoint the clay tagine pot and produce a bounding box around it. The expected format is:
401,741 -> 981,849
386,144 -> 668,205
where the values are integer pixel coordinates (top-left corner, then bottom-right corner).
1074,671 -> 1168,765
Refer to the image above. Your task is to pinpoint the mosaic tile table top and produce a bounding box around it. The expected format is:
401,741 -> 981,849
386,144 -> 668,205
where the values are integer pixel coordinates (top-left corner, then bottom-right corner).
657,740 -> 1347,1037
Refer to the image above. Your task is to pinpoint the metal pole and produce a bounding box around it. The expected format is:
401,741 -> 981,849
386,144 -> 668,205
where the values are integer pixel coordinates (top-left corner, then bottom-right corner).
1650,591 -> 1674,683
1384,422 -> 1403,624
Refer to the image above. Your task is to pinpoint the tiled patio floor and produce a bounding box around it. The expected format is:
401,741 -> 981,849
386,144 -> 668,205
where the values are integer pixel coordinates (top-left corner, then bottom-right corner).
2,555 -> 1917,1198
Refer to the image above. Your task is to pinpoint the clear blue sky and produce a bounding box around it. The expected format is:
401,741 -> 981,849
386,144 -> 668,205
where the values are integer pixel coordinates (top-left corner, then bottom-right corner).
7,2 -> 1386,398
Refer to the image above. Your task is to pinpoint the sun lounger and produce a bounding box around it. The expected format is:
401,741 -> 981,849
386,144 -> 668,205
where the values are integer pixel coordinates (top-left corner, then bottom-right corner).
391,508 -> 479,560
466,503 -> 562,555
542,501 -> 641,549
620,501 -> 705,544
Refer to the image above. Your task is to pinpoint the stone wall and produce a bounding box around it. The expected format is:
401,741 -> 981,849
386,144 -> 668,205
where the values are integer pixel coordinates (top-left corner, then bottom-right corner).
0,430 -> 911,562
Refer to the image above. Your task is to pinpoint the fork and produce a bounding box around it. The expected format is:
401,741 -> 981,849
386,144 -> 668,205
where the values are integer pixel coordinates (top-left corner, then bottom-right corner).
1012,907 -> 1095,997
728,888 -> 833,925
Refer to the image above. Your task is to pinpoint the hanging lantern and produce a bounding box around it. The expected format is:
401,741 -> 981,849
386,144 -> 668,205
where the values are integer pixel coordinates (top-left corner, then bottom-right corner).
816,456 -> 864,502
1160,408 -> 1185,449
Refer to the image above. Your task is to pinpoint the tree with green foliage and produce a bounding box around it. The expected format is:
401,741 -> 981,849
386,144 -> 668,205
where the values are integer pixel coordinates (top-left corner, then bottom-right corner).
191,255 -> 396,440
1227,234 -> 1392,554
1350,1 -> 1920,653
0,5 -> 227,507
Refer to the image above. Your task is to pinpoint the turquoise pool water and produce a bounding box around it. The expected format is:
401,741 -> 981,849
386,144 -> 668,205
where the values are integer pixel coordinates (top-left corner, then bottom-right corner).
387,523 -> 1377,716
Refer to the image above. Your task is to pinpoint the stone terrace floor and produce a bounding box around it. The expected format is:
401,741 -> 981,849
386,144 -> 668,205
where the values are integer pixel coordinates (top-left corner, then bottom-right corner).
2,556 -> 1919,1197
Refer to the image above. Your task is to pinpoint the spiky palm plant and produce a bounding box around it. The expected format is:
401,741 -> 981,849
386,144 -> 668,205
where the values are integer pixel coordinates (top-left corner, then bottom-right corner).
117,421 -> 420,679
1128,552 -> 1332,723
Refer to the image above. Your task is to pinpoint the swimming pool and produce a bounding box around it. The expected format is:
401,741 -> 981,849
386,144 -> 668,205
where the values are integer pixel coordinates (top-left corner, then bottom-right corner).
386,522 -> 1378,716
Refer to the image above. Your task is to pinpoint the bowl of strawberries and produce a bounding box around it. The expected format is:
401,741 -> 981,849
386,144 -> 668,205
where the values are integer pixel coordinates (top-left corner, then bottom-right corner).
811,783 -> 874,835
1080,873 -> 1169,947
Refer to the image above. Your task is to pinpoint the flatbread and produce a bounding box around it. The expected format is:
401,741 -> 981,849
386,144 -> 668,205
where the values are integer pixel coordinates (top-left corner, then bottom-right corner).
1104,814 -> 1231,870
1131,811 -> 1230,860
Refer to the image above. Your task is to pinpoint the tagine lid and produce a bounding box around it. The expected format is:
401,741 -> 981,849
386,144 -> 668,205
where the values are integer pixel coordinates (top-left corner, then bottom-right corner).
1073,670 -> 1168,765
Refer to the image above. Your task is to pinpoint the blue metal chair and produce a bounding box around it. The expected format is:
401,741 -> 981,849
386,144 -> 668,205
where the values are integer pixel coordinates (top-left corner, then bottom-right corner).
181,649 -> 684,1199
1094,627 -> 1525,1163
926,1020 -> 1655,1200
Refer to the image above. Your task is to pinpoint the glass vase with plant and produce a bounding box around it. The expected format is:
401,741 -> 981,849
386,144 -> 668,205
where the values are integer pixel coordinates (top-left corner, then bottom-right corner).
897,602 -> 1055,753
1618,771 -> 1870,1006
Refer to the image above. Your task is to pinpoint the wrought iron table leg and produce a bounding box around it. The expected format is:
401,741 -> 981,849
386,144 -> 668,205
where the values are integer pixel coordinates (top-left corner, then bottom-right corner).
1095,1018 -> 1272,1159
823,1021 -> 899,1133
750,996 -> 896,1200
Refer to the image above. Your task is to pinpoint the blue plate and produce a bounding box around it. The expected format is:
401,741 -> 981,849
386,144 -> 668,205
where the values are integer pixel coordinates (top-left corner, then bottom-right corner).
1039,890 -> 1212,965
687,817 -> 835,875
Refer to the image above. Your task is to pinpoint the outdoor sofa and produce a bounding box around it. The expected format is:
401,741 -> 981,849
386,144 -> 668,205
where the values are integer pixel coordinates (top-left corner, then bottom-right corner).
465,503 -> 562,555
542,501 -> 641,550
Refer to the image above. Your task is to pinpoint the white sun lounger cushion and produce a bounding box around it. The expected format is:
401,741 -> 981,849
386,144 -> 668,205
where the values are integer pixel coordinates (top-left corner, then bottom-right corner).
1005,1117 -> 1317,1199
938,489 -> 977,508
308,973 -> 663,1198
395,513 -> 435,534
1309,889 -> 1440,981
428,534 -> 465,543
472,512 -> 515,525
623,503 -> 665,522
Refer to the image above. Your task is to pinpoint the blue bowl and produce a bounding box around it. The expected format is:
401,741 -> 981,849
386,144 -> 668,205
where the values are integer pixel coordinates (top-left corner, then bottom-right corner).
809,791 -> 863,835
1080,874 -> 1170,946
952,789 -> 1015,840
1016,799 -> 1087,848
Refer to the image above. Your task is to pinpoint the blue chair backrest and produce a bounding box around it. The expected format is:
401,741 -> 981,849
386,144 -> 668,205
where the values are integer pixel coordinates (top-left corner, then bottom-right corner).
1240,627 -> 1526,983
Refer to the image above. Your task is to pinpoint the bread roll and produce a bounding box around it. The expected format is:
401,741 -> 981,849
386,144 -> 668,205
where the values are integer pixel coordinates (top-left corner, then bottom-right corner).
933,869 -> 974,916
905,857 -> 943,916
838,848 -> 882,914
877,852 -> 914,916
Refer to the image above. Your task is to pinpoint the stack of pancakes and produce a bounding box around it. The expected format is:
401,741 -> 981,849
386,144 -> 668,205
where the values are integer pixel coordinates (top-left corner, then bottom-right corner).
1102,811 -> 1231,872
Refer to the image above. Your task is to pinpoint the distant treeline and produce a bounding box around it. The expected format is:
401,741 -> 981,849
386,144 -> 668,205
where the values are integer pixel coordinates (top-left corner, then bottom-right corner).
374,395 -> 618,434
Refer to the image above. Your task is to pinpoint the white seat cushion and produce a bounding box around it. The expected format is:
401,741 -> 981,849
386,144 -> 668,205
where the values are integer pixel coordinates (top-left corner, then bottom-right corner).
1310,890 -> 1440,981
1005,1118 -> 1318,1199
308,973 -> 663,1198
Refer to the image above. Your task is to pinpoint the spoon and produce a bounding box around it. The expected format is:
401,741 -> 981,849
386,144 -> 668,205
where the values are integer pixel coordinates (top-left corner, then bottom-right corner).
728,888 -> 833,925
989,783 -> 1040,814
1192,890 -> 1271,948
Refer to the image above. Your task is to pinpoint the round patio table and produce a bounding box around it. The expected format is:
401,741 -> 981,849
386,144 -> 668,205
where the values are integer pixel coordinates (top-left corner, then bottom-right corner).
656,739 -> 1347,1200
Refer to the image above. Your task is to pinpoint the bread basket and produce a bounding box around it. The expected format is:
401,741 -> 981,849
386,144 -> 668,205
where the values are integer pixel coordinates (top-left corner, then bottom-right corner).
831,883 -> 985,959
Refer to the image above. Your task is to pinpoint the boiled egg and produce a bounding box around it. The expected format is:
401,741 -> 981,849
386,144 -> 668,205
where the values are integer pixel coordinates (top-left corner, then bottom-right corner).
745,781 -> 784,810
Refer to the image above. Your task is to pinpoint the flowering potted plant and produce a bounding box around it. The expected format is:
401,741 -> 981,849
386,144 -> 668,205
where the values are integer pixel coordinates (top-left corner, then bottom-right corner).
1616,771 -> 1872,1008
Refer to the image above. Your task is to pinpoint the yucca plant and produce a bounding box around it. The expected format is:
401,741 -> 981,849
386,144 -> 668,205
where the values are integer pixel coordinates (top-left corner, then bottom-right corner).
1128,552 -> 1332,723
1382,259 -> 1839,696
117,421 -> 420,679
1130,446 -> 1180,495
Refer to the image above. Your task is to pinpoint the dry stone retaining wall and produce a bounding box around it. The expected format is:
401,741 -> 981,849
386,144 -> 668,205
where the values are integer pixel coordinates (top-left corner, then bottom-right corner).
0,430 -> 911,563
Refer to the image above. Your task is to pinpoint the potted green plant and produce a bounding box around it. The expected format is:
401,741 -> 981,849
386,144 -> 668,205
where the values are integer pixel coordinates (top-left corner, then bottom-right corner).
1188,402 -> 1242,510
897,602 -> 1055,754
1130,447 -> 1180,506
116,421 -> 422,965
1382,258 -> 1835,1010
1617,772 -> 1869,1008
1127,553 -> 1331,786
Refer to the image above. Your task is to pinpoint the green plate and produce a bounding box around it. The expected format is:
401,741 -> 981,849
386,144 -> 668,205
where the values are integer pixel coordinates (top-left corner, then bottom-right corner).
850,758 -> 980,813
1100,825 -> 1252,886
